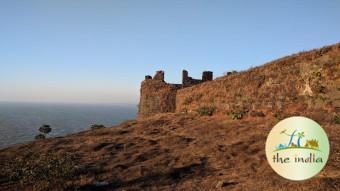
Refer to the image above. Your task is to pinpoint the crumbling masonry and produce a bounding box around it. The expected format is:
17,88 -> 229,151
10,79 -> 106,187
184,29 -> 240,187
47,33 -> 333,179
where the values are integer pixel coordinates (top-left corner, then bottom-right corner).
138,70 -> 213,118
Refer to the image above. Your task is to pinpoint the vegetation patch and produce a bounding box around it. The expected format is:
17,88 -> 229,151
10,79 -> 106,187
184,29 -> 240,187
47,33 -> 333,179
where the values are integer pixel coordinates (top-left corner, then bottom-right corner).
181,108 -> 188,114
273,112 -> 284,121
183,97 -> 193,105
90,124 -> 106,130
310,70 -> 326,94
0,152 -> 81,187
196,106 -> 215,116
183,93 -> 203,105
332,114 -> 340,124
35,134 -> 46,140
227,110 -> 248,120
193,93 -> 203,101
35,124 -> 52,140
312,81 -> 326,94
224,70 -> 238,76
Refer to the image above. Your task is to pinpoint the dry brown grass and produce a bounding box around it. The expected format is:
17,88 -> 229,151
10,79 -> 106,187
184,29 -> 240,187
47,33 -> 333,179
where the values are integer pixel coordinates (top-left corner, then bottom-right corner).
0,113 -> 339,190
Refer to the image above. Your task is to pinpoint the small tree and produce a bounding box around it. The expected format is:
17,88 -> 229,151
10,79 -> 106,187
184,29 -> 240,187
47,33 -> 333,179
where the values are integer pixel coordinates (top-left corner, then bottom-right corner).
35,124 -> 52,139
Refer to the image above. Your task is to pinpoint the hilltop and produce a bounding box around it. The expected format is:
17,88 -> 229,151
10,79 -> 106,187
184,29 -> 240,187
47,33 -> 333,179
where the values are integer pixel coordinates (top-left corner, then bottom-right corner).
140,43 -> 339,121
0,43 -> 339,190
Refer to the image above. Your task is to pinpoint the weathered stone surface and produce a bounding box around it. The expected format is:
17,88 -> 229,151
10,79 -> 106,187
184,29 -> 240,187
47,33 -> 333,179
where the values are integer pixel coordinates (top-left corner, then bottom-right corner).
138,78 -> 181,118
202,71 -> 213,82
153,70 -> 164,81
182,70 -> 207,88
139,70 -> 213,118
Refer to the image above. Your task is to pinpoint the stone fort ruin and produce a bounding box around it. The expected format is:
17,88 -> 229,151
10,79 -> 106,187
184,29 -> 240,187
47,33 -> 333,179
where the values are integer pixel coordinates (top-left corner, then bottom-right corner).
139,70 -> 213,118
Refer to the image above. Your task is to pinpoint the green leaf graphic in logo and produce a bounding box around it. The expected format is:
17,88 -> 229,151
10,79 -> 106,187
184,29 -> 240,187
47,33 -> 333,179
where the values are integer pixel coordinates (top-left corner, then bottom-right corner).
274,130 -> 320,152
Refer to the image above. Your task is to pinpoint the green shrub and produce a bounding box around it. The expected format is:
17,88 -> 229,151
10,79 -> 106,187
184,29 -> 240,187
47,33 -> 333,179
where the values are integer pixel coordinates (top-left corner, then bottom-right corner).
228,111 -> 245,120
196,106 -> 215,116
332,114 -> 340,124
35,124 -> 52,139
39,124 -> 51,134
224,70 -> 238,76
90,124 -> 106,130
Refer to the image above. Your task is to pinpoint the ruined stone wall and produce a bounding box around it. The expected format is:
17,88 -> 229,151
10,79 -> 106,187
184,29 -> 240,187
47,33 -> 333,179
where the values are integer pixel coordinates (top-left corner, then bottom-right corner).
139,70 -> 213,118
176,44 -> 340,121
202,71 -> 213,82
138,71 -> 181,118
139,44 -> 338,120
182,70 -> 213,88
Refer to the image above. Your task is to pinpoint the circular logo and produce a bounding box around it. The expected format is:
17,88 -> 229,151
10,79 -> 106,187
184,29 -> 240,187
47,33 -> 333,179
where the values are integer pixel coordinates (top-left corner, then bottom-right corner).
265,116 -> 330,181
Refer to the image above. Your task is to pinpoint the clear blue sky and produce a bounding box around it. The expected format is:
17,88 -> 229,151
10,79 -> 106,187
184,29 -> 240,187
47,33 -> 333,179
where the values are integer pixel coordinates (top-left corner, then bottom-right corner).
0,0 -> 339,104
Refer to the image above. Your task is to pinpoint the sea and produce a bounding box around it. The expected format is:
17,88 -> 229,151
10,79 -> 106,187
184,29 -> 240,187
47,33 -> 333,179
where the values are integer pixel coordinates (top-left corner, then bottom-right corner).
0,102 -> 137,149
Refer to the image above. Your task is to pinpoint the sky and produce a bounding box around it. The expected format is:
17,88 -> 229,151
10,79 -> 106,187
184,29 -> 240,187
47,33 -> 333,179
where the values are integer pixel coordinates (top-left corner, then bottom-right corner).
0,0 -> 339,104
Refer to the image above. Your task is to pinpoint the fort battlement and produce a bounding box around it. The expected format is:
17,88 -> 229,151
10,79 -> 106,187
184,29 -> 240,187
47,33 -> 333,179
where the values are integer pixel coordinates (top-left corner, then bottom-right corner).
138,70 -> 213,118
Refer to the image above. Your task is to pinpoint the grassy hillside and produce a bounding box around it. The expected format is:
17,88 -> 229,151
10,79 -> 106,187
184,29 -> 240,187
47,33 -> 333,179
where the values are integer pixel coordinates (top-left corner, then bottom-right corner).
176,43 -> 339,122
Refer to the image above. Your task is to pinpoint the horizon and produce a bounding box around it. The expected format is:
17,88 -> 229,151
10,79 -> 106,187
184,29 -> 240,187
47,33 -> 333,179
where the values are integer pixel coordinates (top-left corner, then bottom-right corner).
1,0 -> 339,104
0,99 -> 138,106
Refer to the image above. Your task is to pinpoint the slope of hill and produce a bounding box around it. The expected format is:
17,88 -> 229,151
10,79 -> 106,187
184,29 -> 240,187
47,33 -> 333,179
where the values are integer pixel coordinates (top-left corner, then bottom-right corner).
176,43 -> 339,121
0,43 -> 339,190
